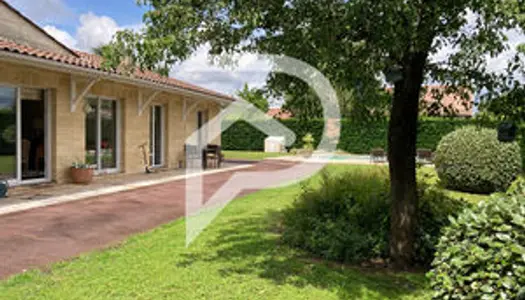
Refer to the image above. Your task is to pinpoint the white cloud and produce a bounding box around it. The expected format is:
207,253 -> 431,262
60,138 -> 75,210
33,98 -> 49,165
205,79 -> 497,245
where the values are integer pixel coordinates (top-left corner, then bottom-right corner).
75,13 -> 121,51
43,12 -> 140,52
486,29 -> 525,73
42,25 -> 76,48
170,45 -> 272,96
6,0 -> 73,23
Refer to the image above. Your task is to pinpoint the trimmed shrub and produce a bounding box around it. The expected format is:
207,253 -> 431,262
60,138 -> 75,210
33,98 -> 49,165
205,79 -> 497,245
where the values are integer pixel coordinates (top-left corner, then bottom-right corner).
428,194 -> 525,299
434,126 -> 522,194
281,168 -> 468,266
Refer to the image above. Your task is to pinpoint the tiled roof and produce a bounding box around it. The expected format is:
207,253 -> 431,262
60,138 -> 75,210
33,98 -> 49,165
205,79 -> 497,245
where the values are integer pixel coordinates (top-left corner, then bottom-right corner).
0,38 -> 236,102
267,108 -> 293,119
421,86 -> 473,117
385,86 -> 473,117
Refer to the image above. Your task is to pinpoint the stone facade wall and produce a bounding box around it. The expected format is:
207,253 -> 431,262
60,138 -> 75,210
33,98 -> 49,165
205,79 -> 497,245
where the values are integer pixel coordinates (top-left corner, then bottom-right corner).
0,60 -> 223,184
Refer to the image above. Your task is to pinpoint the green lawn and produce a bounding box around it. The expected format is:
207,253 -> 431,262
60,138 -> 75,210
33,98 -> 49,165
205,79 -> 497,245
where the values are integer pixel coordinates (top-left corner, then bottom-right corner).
418,167 -> 491,204
0,155 -> 15,176
223,150 -> 292,161
0,165 -> 430,300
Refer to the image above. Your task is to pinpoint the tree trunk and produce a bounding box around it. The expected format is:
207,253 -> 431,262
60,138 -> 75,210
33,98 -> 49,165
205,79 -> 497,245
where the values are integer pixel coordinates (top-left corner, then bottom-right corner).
388,52 -> 428,269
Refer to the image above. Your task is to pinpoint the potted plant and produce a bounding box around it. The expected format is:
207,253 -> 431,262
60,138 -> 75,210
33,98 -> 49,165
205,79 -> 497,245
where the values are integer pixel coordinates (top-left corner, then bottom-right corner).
70,162 -> 94,184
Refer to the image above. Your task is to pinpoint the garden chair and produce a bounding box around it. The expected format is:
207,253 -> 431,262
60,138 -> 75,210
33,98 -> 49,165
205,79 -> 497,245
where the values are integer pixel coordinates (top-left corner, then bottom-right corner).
370,148 -> 386,163
417,148 -> 433,163
204,144 -> 224,169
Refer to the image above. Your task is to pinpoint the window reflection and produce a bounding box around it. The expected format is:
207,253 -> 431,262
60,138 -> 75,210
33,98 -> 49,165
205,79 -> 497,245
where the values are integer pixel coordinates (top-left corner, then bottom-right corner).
0,87 -> 17,181
85,97 -> 118,171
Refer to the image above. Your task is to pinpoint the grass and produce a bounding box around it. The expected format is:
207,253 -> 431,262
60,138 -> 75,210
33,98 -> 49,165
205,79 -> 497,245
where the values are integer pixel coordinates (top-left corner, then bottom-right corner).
417,166 -> 491,204
0,155 -> 15,176
223,150 -> 292,161
0,164 -> 430,300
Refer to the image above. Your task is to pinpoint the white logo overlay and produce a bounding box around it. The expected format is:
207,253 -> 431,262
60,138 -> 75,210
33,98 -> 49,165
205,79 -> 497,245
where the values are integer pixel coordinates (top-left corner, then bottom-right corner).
185,55 -> 341,246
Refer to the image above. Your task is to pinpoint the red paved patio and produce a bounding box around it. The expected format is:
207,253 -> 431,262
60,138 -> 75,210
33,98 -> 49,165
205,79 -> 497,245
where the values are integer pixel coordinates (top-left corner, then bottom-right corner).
0,160 -> 296,279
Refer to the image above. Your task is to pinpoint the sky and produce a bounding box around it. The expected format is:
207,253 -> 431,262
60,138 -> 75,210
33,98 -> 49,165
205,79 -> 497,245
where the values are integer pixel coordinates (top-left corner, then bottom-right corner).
5,0 -> 525,100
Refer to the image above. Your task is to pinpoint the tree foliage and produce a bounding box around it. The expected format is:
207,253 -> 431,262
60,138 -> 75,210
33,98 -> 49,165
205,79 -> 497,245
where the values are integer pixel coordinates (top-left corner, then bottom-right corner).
282,85 -> 391,121
235,83 -> 269,112
479,87 -> 525,122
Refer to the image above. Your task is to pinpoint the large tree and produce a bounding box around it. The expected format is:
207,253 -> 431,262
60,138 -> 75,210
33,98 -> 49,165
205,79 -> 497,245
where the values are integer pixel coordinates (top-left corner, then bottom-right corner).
103,0 -> 524,268
282,85 -> 391,120
236,83 -> 270,112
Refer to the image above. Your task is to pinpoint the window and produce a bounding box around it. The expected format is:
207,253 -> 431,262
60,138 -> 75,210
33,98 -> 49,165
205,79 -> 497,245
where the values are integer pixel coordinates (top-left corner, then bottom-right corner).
85,97 -> 119,172
197,110 -> 209,148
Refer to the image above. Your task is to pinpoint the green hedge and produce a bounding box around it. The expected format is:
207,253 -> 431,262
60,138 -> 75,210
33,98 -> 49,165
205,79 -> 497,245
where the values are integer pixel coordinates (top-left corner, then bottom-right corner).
222,117 -> 483,154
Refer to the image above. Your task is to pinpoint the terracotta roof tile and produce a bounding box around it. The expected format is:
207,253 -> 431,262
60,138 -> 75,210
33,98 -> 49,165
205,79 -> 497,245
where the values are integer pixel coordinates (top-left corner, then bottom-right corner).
0,38 -> 235,102
385,85 -> 473,117
267,108 -> 293,119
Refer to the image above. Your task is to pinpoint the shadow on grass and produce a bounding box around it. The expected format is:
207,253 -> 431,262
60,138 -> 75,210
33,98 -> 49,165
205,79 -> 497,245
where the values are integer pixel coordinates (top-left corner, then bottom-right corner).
179,210 -> 428,300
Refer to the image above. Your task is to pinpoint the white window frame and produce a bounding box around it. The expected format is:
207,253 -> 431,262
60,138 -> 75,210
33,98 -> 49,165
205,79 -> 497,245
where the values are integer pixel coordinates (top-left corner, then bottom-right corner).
150,104 -> 165,167
86,96 -> 121,175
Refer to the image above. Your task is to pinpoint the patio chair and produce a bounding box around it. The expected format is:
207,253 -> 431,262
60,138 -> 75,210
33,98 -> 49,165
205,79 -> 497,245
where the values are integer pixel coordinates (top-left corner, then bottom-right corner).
417,148 -> 433,163
204,144 -> 224,169
370,148 -> 386,163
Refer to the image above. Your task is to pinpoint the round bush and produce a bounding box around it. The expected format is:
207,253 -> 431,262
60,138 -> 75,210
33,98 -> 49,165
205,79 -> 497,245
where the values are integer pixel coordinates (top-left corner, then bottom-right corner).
434,126 -> 522,194
281,169 -> 467,266
428,195 -> 525,299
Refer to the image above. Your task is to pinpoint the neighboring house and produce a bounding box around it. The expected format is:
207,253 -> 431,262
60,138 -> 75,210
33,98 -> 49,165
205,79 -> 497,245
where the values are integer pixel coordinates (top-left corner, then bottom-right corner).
267,108 -> 293,120
419,85 -> 473,117
0,0 -> 232,185
386,85 -> 474,117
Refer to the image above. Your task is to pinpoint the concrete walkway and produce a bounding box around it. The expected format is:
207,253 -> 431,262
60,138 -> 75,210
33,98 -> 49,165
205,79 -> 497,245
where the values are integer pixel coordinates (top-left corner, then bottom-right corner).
0,160 -> 295,279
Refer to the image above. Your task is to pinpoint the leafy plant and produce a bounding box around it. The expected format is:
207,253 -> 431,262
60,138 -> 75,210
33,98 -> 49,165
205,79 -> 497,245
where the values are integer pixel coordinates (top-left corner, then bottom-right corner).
507,176 -> 525,196
428,194 -> 525,299
282,169 -> 390,263
434,126 -> 522,194
302,133 -> 315,151
281,169 -> 467,266
71,161 -> 93,169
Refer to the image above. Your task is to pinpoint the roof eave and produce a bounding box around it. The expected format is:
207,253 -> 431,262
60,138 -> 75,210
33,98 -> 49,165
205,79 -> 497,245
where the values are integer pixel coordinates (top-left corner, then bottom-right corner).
0,50 -> 235,105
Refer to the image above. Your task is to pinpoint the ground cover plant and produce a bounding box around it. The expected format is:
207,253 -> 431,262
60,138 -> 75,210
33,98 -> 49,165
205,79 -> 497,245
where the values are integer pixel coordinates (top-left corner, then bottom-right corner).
428,193 -> 525,299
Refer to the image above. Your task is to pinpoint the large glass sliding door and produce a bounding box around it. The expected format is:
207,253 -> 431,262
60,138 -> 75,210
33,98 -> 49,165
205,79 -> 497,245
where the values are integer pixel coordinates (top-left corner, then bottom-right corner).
0,86 -> 49,184
85,97 -> 119,173
0,87 -> 17,182
21,88 -> 46,180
